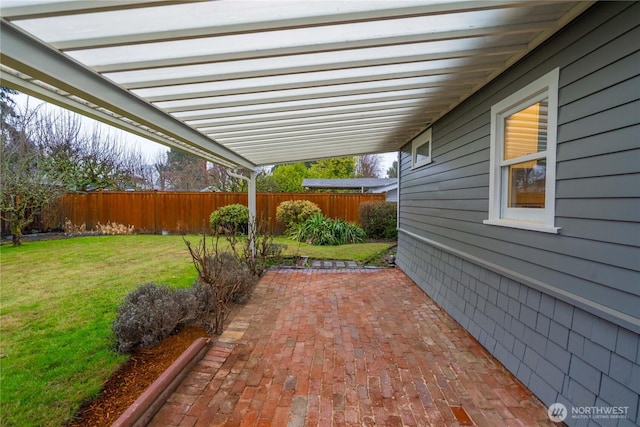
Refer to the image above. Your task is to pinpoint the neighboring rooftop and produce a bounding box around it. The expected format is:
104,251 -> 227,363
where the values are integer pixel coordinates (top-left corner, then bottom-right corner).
303,178 -> 396,190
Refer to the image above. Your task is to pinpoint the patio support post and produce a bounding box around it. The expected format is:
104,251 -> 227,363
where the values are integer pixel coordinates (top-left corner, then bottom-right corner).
248,169 -> 257,257
228,168 -> 257,257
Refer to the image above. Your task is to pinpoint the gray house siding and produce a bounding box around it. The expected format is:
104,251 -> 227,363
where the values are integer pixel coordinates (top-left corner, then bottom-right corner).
396,2 -> 640,426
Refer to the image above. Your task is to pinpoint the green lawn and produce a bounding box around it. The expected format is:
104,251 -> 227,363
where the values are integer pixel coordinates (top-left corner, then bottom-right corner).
273,236 -> 391,262
0,234 -> 392,426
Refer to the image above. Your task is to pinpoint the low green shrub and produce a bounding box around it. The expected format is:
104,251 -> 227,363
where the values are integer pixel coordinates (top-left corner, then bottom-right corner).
291,213 -> 366,245
275,200 -> 322,233
358,201 -> 398,239
210,204 -> 249,234
112,283 -> 197,354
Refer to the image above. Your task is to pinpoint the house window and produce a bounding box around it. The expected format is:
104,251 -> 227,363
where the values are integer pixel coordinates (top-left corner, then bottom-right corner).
484,68 -> 561,233
411,128 -> 432,169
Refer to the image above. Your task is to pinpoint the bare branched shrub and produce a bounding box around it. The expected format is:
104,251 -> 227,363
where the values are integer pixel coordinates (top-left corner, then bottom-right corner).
112,283 -> 198,354
184,235 -> 257,335
222,216 -> 282,277
182,216 -> 281,335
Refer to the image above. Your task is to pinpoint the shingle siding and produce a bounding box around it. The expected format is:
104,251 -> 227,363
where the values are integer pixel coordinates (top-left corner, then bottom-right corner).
395,2 -> 640,426
397,234 -> 640,426
398,0 -> 639,324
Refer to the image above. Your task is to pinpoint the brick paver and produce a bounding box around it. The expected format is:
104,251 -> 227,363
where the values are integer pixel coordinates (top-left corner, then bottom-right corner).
150,268 -> 556,426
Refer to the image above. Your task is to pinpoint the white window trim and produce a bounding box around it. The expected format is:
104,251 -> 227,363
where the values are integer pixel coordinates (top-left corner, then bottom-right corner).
484,68 -> 561,234
411,128 -> 432,169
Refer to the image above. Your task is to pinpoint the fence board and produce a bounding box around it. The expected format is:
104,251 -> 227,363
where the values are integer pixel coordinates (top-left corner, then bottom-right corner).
3,191 -> 387,235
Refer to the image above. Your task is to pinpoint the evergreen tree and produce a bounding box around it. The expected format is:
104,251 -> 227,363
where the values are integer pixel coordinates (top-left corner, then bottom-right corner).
271,163 -> 309,192
308,157 -> 356,179
161,148 -> 209,191
386,160 -> 398,178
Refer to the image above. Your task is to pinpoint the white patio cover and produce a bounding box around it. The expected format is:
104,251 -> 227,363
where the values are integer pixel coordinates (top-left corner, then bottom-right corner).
0,0 -> 591,169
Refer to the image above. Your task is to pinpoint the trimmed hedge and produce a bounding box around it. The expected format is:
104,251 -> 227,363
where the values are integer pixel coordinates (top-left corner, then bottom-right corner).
359,201 -> 397,239
275,200 -> 322,233
210,204 -> 249,234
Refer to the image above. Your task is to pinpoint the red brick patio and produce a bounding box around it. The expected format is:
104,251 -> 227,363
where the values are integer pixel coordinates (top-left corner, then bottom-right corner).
150,268 -> 556,426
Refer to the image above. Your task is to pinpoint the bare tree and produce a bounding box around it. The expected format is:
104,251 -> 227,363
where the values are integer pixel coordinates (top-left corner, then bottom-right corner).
255,166 -> 278,192
206,163 -> 247,192
127,150 -> 158,190
161,148 -> 209,191
153,151 -> 170,191
35,110 -> 143,191
0,102 -> 63,245
356,154 -> 382,178
1,96 -> 157,244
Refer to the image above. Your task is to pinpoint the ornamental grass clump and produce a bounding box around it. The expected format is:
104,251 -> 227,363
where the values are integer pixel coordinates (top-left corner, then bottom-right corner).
95,221 -> 135,235
64,219 -> 135,236
290,213 -> 365,245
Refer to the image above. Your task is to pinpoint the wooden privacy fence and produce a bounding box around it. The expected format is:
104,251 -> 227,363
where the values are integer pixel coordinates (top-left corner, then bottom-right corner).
37,191 -> 386,235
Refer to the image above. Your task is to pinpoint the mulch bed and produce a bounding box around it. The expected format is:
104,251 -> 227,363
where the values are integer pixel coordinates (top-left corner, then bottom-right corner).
66,326 -> 209,427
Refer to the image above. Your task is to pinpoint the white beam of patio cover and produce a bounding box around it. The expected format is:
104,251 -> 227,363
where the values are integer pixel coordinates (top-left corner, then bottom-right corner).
0,0 -> 592,167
